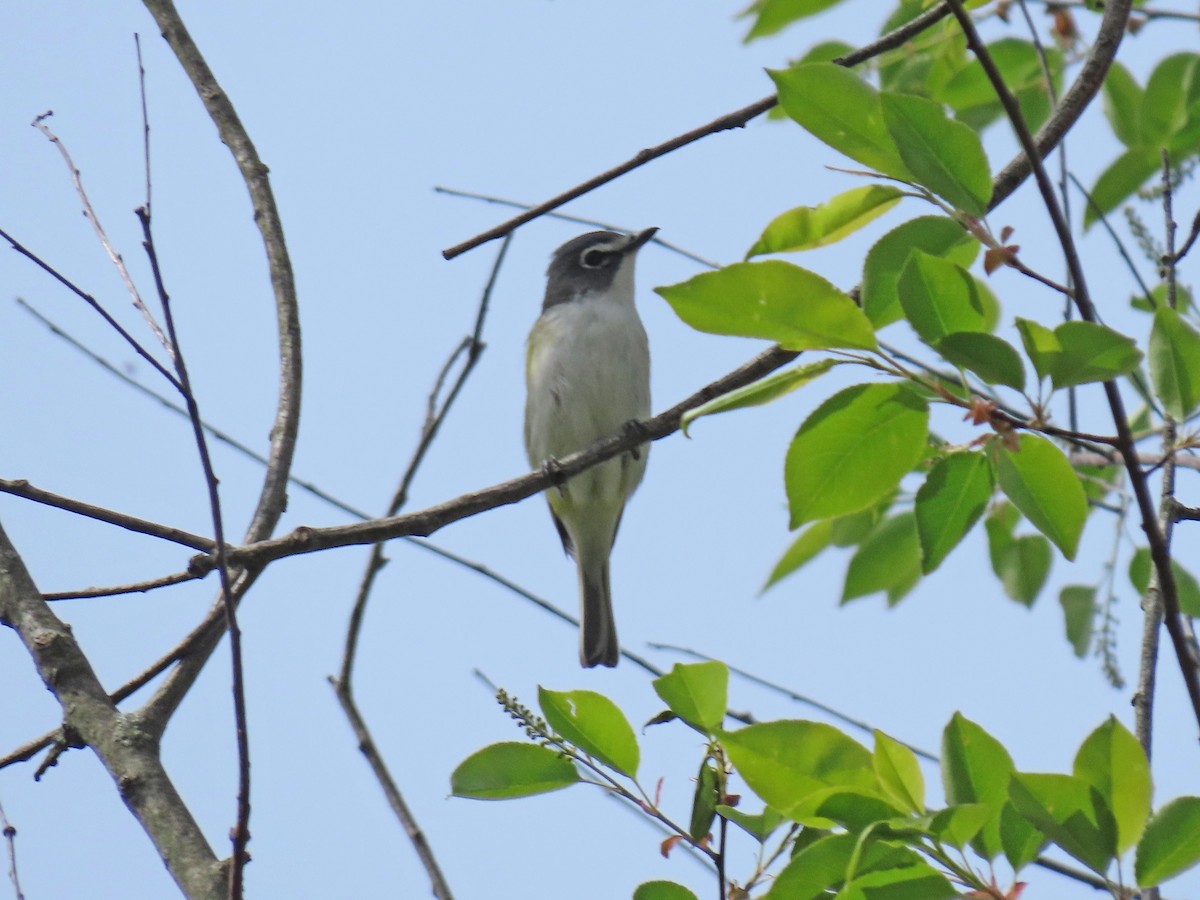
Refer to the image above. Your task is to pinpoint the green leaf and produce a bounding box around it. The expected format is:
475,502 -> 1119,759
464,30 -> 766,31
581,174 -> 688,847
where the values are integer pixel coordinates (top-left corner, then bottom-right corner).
719,720 -> 874,818
1135,797 -> 1200,887
767,835 -> 926,900
915,451 -> 994,574
633,881 -> 699,900
984,501 -> 1019,567
1128,547 -> 1200,616
655,261 -> 876,351
990,434 -> 1088,560
936,332 -> 1026,391
938,38 -> 1061,133
1132,282 -> 1193,315
897,252 -> 988,344
1050,321 -> 1143,389
682,359 -> 838,436
874,730 -> 925,814
763,519 -> 833,592
690,760 -> 720,840
1149,306 -> 1200,420
1142,52 -> 1200,150
830,497 -> 891,546
1102,61 -> 1144,148
995,534 -> 1052,607
841,512 -> 922,605
786,383 -> 929,527
1059,585 -> 1095,657
839,861 -> 958,900
766,832 -> 859,899
929,803 -> 992,850
862,216 -> 979,328
791,787 -> 901,831
538,687 -> 639,777
1015,317 -> 1061,382
1074,717 -> 1152,855
741,0 -> 847,41
881,92 -> 992,215
770,64 -> 911,180
941,712 -> 1015,860
1001,800 -> 1048,872
1083,146 -> 1161,229
450,742 -> 579,800
715,804 -> 785,842
747,185 -> 904,258
1008,773 -> 1118,874
652,662 -> 728,733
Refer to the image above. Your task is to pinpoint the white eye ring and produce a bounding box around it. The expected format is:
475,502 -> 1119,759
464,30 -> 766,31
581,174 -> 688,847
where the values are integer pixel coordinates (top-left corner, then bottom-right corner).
580,248 -> 610,269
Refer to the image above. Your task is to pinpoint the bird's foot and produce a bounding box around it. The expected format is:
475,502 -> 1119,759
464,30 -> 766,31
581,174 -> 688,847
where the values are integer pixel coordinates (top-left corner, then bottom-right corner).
541,456 -> 567,496
622,419 -> 649,461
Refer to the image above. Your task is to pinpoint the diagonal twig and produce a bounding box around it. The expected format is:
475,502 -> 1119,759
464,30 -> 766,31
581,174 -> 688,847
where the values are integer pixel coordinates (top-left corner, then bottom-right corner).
945,0 -> 1200,735
441,2 -> 954,259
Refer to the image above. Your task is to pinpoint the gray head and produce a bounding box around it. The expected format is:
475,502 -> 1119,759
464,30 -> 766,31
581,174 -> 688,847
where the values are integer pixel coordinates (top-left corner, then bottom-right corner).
543,228 -> 658,311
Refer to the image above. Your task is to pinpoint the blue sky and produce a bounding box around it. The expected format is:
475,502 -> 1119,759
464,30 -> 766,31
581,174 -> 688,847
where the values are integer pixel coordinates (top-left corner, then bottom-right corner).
1,2 -> 1198,898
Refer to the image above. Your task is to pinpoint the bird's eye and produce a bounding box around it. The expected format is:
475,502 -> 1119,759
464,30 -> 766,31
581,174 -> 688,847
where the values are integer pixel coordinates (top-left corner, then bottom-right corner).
581,249 -> 609,268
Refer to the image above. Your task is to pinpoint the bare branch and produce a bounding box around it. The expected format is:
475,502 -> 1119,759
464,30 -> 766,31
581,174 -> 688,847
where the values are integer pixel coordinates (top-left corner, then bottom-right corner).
0,229 -> 180,389
434,186 -> 720,268
0,521 -> 225,900
0,477 -> 215,552
989,0 -> 1133,209
188,346 -> 800,573
137,206 -> 251,897
142,0 -> 302,545
946,0 -> 1200,735
44,570 -> 200,601
31,112 -> 172,355
441,2 -> 954,259
0,795 -> 25,900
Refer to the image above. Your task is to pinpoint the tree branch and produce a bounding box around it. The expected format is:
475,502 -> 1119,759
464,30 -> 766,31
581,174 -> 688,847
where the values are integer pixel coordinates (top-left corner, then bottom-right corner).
0,521 -> 225,900
946,0 -> 1200,734
187,345 -> 799,573
0,478 -> 215,552
441,2 -> 953,259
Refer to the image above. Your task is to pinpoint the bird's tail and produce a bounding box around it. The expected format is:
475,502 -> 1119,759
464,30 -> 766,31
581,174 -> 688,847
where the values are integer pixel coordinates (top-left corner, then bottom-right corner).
579,553 -> 618,668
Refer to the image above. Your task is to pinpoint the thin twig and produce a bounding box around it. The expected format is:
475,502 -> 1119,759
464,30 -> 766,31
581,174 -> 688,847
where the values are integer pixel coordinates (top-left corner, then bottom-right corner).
187,346 -> 801,574
1034,0 -> 1200,22
945,0 -> 1200,734
0,795 -> 25,900
0,477 -> 215,552
135,6 -> 303,846
649,643 -> 939,761
990,0 -> 1133,209
330,237 -> 515,900
16,297 -> 367,521
1067,173 -> 1156,307
338,234 -> 509,691
0,228 -> 180,389
31,111 -> 172,355
329,682 -> 453,899
135,34 -> 152,213
44,569 -> 200,601
137,207 -> 250,898
441,3 -> 954,259
434,186 -> 720,268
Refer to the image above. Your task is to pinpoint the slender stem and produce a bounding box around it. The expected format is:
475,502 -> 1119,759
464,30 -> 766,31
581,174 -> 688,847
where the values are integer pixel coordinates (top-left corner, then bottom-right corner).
137,208 -> 251,898
945,0 -> 1200,735
441,3 -> 953,258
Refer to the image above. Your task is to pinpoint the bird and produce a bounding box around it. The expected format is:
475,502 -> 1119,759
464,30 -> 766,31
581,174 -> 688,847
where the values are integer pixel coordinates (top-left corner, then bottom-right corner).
524,228 -> 656,668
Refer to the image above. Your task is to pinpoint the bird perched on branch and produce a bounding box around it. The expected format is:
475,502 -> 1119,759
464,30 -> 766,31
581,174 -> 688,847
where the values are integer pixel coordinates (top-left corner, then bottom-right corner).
524,228 -> 656,667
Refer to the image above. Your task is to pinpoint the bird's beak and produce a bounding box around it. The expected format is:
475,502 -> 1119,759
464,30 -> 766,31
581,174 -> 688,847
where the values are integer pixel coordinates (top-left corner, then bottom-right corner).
624,227 -> 659,254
